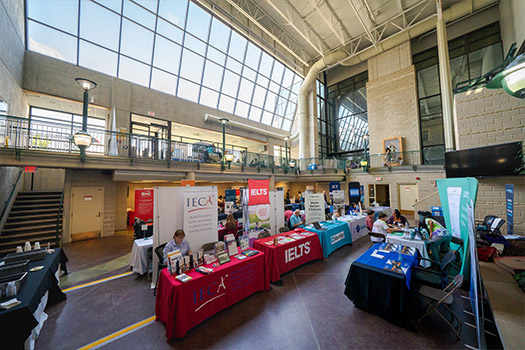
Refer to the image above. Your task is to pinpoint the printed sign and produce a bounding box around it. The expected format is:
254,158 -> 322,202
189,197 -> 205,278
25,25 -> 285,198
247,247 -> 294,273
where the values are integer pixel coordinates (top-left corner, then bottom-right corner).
330,231 -> 345,245
305,193 -> 324,224
183,191 -> 216,240
332,190 -> 345,204
505,184 -> 514,235
225,189 -> 236,203
329,182 -> 340,196
135,189 -> 154,222
84,196 -> 93,202
248,179 -> 270,205
247,204 -> 271,230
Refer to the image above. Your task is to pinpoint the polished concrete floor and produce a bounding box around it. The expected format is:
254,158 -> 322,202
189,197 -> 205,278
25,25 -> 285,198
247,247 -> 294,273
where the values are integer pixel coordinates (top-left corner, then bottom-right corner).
35,232 -> 481,350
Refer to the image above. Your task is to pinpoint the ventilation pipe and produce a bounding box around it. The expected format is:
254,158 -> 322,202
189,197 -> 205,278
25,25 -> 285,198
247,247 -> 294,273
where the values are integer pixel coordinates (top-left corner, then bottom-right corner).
295,0 -> 497,156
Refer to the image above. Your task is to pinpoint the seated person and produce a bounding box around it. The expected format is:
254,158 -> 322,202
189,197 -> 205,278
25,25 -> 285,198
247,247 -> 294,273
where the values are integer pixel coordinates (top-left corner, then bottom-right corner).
387,209 -> 409,227
365,210 -> 375,232
289,209 -> 304,228
348,203 -> 358,214
371,212 -> 402,243
332,207 -> 344,220
225,214 -> 239,236
419,211 -> 451,262
163,229 -> 192,264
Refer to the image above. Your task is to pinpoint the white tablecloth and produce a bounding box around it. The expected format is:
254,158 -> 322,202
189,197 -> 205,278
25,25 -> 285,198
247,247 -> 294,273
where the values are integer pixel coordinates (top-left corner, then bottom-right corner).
387,233 -> 429,267
129,238 -> 153,275
337,215 -> 369,241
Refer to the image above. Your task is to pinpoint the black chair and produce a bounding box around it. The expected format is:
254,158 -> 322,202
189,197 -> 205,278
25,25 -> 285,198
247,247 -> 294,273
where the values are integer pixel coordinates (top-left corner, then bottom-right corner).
412,251 -> 456,289
367,232 -> 386,247
279,226 -> 289,233
146,247 -> 153,281
154,242 -> 167,296
202,242 -> 217,255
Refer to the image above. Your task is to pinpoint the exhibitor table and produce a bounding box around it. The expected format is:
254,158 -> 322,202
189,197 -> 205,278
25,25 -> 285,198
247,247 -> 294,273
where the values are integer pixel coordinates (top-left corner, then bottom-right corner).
253,229 -> 323,282
0,249 -> 68,349
337,215 -> 368,241
387,232 -> 430,267
128,237 -> 153,275
155,248 -> 269,340
304,221 -> 352,258
344,243 -> 417,327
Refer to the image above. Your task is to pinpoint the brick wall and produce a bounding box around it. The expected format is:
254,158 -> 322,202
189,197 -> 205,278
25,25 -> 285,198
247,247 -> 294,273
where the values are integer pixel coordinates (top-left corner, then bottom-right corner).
455,87 -> 524,234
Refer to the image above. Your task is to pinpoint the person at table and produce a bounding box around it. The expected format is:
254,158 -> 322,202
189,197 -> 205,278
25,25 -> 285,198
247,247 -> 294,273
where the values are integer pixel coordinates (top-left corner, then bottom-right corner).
332,207 -> 344,220
289,209 -> 304,228
371,212 -> 402,243
163,229 -> 192,264
387,209 -> 409,227
348,203 -> 357,215
225,214 -> 239,236
365,210 -> 375,232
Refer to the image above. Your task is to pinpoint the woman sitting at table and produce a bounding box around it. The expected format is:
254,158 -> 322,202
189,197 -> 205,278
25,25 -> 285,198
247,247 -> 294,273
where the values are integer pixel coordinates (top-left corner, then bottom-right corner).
365,210 -> 375,232
332,207 -> 344,220
387,209 -> 409,227
371,212 -> 402,243
348,203 -> 358,215
163,229 -> 192,264
225,214 -> 239,236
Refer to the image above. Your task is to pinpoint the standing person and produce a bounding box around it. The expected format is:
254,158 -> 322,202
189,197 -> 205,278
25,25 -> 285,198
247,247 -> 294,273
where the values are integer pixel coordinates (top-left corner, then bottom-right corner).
218,195 -> 225,212
286,190 -> 291,204
384,147 -> 392,166
365,210 -> 375,232
289,209 -> 304,228
163,229 -> 192,264
225,214 -> 239,236
371,212 -> 401,243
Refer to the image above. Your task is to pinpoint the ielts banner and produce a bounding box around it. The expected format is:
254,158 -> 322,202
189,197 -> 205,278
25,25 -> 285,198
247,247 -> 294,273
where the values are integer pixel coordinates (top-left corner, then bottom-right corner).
248,179 -> 270,205
135,189 -> 154,222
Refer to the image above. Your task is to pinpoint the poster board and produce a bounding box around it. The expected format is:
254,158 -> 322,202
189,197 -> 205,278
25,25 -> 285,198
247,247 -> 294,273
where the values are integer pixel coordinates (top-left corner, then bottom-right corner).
305,193 -> 325,224
152,186 -> 217,285
244,190 -> 284,235
332,190 -> 345,206
135,189 -> 154,222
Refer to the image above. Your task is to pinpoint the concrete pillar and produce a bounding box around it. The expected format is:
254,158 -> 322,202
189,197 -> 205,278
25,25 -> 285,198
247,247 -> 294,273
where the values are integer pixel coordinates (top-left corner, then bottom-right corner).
436,0 -> 456,151
185,172 -> 195,180
269,175 -> 275,191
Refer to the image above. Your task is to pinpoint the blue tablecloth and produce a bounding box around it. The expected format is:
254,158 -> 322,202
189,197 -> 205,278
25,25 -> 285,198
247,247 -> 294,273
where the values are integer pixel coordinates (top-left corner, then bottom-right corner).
304,221 -> 352,258
355,243 -> 417,288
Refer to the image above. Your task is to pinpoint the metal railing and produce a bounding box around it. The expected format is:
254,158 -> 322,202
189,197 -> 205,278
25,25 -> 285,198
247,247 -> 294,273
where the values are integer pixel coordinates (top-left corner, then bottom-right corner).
56,188 -> 64,247
367,148 -> 445,168
296,157 -> 347,172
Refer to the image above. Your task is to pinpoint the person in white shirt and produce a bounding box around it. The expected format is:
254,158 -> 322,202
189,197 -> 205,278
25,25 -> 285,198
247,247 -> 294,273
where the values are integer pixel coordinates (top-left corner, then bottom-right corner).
371,212 -> 401,243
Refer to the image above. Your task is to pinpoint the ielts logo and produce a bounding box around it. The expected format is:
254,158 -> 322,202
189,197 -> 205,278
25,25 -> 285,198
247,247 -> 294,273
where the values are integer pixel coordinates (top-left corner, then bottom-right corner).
250,188 -> 268,196
285,242 -> 311,263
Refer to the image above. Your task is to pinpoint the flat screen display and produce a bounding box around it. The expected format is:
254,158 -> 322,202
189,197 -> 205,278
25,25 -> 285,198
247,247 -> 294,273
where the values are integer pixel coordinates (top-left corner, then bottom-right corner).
445,142 -> 523,178
349,188 -> 360,197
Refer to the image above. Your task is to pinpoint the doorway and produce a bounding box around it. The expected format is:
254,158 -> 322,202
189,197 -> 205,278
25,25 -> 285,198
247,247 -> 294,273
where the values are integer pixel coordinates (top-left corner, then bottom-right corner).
368,184 -> 390,207
398,183 -> 418,216
131,114 -> 170,159
71,187 -> 104,241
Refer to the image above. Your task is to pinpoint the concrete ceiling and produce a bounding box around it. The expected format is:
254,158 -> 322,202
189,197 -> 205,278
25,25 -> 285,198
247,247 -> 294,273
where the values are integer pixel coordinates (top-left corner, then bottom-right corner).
196,0 -> 451,74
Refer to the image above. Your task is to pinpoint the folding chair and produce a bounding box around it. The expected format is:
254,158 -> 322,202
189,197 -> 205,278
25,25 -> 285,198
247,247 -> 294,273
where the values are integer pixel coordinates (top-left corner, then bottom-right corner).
153,242 -> 167,296
417,274 -> 464,339
367,232 -> 386,247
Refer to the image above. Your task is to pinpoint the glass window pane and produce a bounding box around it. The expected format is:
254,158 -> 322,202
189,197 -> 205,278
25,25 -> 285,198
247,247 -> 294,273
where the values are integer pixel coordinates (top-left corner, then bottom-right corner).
177,78 -> 200,102
151,68 -> 177,95
79,40 -> 118,76
80,0 -> 120,50
269,81 -> 280,94
416,65 -> 440,98
226,57 -> 242,74
259,52 -> 273,77
265,92 -> 277,112
252,85 -> 266,108
93,0 -> 122,13
28,21 -> 77,64
202,60 -> 224,91
183,34 -> 206,56
234,101 -> 249,118
209,18 -> 230,52
449,55 -> 469,87
419,95 -> 441,117
120,18 -> 154,63
200,88 -> 219,108
249,106 -> 262,122
243,67 -> 256,82
244,43 -> 261,70
256,74 -> 269,88
271,61 -> 284,83
134,0 -> 158,13
218,95 -> 235,113
153,35 -> 182,75
272,116 -> 283,129
221,71 -> 240,97
261,111 -> 273,125
228,32 -> 246,62
156,18 -> 183,44
27,0 -> 78,34
421,114 -> 444,147
282,68 -> 294,89
207,46 -> 226,65
468,42 -> 503,79
179,49 -> 204,83
158,0 -> 188,28
118,56 -> 151,86
123,0 -> 156,29
282,118 -> 292,131
186,1 -> 210,41
238,79 -> 254,103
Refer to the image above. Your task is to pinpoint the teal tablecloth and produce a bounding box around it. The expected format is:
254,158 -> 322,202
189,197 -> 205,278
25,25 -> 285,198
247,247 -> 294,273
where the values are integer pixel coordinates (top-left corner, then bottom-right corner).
304,221 -> 352,258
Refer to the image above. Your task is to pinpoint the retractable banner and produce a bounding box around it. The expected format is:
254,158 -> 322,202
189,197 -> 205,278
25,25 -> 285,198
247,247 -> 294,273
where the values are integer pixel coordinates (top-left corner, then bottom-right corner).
248,179 -> 270,205
505,184 -> 514,235
135,189 -> 154,221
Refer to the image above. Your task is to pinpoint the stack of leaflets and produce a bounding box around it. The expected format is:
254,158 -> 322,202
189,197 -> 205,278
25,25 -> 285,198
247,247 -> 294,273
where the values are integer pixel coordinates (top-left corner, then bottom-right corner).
167,250 -> 182,275
239,235 -> 250,251
175,273 -> 192,283
234,254 -> 247,260
400,246 -> 416,256
289,233 -> 304,240
299,231 -> 314,236
197,249 -> 204,265
383,259 -> 409,275
215,241 -> 225,255
195,266 -> 213,274
225,235 -> 238,256
204,254 -> 217,265
278,237 -> 295,244
240,249 -> 259,257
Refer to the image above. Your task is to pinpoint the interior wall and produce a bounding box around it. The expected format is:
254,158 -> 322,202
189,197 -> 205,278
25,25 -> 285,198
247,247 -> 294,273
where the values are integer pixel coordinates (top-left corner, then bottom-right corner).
0,0 -> 27,117
0,166 -> 22,230
21,168 -> 65,191
114,181 -> 128,231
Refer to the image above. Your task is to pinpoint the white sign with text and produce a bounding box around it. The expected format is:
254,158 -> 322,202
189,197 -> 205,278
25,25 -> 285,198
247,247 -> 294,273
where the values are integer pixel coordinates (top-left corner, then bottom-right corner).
305,193 -> 325,224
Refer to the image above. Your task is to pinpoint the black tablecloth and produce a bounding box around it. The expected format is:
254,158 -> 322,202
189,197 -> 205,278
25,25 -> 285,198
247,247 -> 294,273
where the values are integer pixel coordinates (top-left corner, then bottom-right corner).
0,248 -> 68,348
344,261 -> 411,328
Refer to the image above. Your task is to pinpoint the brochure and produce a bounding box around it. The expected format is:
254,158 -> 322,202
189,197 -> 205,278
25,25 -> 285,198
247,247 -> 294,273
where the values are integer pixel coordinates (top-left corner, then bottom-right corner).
400,246 -> 416,256
175,273 -> 192,283
197,249 -> 204,265
167,250 -> 181,274
239,236 -> 250,251
234,254 -> 247,260
240,249 -> 259,257
195,266 -> 214,274
204,254 -> 217,265
227,240 -> 238,256
217,252 -> 231,265
215,241 -> 225,255
184,256 -> 191,272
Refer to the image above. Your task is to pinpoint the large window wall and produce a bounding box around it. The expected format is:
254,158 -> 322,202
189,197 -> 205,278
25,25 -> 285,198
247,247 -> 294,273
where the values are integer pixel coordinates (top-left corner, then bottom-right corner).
414,22 -> 503,163
26,0 -> 302,131
316,75 -> 336,157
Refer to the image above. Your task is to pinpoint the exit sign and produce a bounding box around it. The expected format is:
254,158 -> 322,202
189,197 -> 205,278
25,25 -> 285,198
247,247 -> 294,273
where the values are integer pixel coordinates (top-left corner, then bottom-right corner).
24,166 -> 36,173
147,111 -> 155,117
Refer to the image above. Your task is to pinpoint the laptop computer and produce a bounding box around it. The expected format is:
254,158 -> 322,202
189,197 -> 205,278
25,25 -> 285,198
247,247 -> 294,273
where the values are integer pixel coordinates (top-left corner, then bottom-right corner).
312,222 -> 326,231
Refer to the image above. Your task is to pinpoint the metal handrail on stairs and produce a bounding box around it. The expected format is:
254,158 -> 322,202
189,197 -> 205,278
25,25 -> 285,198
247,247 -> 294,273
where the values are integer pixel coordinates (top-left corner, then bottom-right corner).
0,168 -> 23,230
55,187 -> 64,247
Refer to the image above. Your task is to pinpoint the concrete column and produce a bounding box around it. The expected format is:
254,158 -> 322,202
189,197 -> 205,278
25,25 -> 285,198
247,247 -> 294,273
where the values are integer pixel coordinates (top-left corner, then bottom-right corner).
269,175 -> 275,191
185,172 -> 195,180
436,0 -> 456,151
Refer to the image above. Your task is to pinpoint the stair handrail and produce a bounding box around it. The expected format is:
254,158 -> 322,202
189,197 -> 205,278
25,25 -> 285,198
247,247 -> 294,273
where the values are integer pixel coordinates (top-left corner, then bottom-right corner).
0,168 -> 23,230
55,186 -> 64,247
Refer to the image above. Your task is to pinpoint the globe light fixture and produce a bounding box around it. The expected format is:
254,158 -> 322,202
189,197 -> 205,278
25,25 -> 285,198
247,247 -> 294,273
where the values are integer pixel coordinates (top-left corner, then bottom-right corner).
486,54 -> 525,98
74,78 -> 98,162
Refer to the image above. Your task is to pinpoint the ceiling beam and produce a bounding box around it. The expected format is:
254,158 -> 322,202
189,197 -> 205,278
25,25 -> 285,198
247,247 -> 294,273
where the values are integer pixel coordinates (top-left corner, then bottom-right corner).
347,0 -> 377,46
396,0 -> 407,28
306,0 -> 347,46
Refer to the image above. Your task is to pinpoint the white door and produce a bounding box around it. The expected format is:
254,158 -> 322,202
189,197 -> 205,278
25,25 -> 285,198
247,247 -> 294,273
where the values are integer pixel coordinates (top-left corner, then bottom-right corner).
71,187 -> 104,239
398,184 -> 418,214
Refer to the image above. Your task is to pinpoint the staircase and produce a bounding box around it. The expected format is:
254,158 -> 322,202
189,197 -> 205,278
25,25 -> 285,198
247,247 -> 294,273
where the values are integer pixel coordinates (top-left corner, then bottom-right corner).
0,191 -> 63,257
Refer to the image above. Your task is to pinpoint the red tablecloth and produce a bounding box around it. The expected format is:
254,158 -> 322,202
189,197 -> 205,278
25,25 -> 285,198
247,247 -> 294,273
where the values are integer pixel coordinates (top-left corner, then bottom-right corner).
253,229 -> 323,282
218,224 -> 243,240
155,248 -> 269,340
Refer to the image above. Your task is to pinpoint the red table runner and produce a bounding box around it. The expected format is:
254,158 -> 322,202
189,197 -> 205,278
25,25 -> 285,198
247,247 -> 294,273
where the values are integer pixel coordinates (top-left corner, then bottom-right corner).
155,249 -> 269,340
253,229 -> 323,282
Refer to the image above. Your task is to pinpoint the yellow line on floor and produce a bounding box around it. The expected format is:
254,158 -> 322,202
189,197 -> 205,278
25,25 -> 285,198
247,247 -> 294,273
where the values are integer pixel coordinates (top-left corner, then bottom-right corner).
77,316 -> 156,350
62,271 -> 134,292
